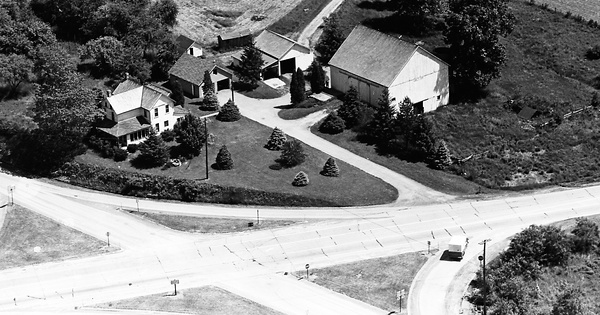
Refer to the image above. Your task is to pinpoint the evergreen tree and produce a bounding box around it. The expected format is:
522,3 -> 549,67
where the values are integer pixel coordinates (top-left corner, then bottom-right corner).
429,140 -> 452,170
292,171 -> 309,186
320,157 -> 340,177
202,88 -> 220,111
367,89 -> 396,143
319,112 -> 345,134
134,129 -> 169,167
290,67 -> 306,104
408,115 -> 436,161
337,86 -> 362,128
280,139 -> 306,166
173,114 -> 207,157
237,41 -> 263,88
315,13 -> 344,64
217,99 -> 241,122
202,70 -> 214,95
309,59 -> 326,94
170,80 -> 185,106
265,127 -> 287,150
215,145 -> 233,170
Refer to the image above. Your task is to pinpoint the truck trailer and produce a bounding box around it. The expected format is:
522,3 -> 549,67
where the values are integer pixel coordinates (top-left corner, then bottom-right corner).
448,235 -> 469,260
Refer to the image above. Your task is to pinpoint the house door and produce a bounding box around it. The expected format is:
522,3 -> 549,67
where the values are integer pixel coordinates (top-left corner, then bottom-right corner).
413,101 -> 424,114
193,85 -> 200,97
216,79 -> 230,91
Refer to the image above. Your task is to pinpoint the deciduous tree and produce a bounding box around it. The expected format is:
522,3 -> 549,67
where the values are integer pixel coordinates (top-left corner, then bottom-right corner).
149,0 -> 178,27
173,114 -> 207,157
315,13 -> 344,64
0,53 -> 34,98
571,217 -> 600,253
79,36 -> 125,75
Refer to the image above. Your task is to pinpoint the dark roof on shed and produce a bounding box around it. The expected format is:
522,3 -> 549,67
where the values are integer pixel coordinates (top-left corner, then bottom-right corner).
175,35 -> 196,56
168,54 -> 232,86
219,29 -> 252,41
518,106 -> 538,120
329,25 -> 444,87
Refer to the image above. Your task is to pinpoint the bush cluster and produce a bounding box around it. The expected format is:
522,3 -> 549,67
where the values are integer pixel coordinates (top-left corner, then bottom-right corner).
319,112 -> 345,134
161,129 -> 176,142
56,162 -> 338,206
87,135 -> 128,162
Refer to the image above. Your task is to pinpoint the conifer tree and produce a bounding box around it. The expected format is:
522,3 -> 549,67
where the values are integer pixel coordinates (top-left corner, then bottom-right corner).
202,70 -> 214,95
202,88 -> 220,111
337,86 -> 361,128
170,80 -> 185,106
217,99 -> 241,122
429,140 -> 452,169
237,41 -> 263,88
265,127 -> 287,150
280,139 -> 307,166
309,59 -> 325,94
319,112 -> 345,134
315,13 -> 344,64
292,171 -> 309,186
367,89 -> 396,143
320,157 -> 340,177
290,67 -> 306,104
215,145 -> 233,170
134,129 -> 169,167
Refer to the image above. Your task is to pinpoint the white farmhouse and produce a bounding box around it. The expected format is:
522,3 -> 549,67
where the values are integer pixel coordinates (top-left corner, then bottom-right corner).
95,79 -> 188,146
329,25 -> 449,113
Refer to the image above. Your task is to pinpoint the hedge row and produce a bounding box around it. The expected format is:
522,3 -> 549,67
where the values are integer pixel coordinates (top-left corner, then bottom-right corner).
56,162 -> 339,207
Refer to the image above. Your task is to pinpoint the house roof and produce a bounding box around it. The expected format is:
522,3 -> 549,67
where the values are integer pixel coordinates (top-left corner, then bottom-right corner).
95,116 -> 151,137
329,25 -> 443,87
231,50 -> 276,69
107,83 -> 172,115
173,105 -> 189,116
254,30 -> 308,60
113,79 -> 141,94
169,53 -> 232,86
219,28 -> 251,41
175,34 -> 196,56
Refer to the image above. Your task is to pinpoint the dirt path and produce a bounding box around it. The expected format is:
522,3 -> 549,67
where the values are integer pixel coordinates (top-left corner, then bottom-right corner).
297,0 -> 346,47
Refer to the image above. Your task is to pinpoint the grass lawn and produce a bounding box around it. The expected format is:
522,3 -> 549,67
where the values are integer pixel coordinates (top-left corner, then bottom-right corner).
94,285 -> 284,315
130,211 -> 298,233
312,251 -> 431,313
319,0 -> 600,191
236,81 -> 289,99
268,0 -> 335,39
77,116 -> 398,206
0,205 -> 115,270
278,97 -> 342,120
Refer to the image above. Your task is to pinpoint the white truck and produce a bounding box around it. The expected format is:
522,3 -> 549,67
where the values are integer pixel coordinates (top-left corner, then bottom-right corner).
448,235 -> 469,260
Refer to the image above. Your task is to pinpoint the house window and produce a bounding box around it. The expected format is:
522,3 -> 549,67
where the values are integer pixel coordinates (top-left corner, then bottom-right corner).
155,123 -> 159,132
166,106 -> 169,113
154,108 -> 159,117
130,134 -> 134,142
164,121 -> 169,127
213,68 -> 217,75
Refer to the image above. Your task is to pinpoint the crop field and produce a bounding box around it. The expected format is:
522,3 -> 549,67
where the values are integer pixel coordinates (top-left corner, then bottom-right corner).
536,0 -> 600,22
173,0 -> 307,44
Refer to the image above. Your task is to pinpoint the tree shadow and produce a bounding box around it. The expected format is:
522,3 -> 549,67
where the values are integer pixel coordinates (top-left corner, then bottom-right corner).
356,0 -> 395,11
362,14 -> 444,37
275,104 -> 295,110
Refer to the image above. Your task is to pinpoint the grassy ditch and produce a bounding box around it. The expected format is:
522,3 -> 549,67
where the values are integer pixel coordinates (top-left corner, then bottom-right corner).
311,251 -> 431,313
94,285 -> 284,315
0,205 -> 114,270
315,0 -> 600,191
70,117 -> 397,207
130,211 -> 298,233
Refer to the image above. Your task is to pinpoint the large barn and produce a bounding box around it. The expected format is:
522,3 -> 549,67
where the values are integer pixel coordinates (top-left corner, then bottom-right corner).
329,25 -> 449,113
232,30 -> 313,79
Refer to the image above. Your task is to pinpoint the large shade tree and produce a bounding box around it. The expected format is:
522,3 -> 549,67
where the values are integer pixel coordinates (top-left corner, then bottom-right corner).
173,114 -> 207,157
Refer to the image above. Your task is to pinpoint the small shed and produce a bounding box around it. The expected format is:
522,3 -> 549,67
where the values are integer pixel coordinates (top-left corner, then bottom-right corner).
218,29 -> 252,50
517,106 -> 537,120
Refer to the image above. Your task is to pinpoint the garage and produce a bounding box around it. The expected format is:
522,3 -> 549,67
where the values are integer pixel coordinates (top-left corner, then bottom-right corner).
216,79 -> 230,91
280,58 -> 296,74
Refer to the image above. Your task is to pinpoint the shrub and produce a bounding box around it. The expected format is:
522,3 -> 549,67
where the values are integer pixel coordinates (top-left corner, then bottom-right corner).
320,157 -> 340,177
319,112 -> 345,134
337,86 -> 363,128
279,139 -> 307,166
265,127 -> 287,150
127,143 -> 138,153
217,99 -> 241,122
215,145 -> 233,170
133,131 -> 169,168
161,129 -> 176,142
292,171 -> 309,186
113,147 -> 128,162
571,217 -> 599,253
586,45 -> 600,60
429,140 -> 452,170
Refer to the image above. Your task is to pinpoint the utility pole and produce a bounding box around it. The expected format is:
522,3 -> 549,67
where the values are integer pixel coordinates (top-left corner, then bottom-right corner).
171,279 -> 179,295
479,239 -> 491,315
106,232 -> 110,247
205,118 -> 209,180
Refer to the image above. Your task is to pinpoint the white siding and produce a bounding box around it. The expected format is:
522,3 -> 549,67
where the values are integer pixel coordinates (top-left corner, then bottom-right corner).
187,43 -> 203,57
330,66 -> 385,106
389,49 -> 449,112
149,95 -> 178,131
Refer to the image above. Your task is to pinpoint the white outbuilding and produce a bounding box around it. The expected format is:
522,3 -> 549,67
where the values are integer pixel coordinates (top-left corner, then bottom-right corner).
329,25 -> 449,113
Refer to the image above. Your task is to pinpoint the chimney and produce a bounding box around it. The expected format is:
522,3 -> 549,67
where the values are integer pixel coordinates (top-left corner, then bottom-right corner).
106,89 -> 112,97
415,41 -> 424,46
125,72 -> 130,80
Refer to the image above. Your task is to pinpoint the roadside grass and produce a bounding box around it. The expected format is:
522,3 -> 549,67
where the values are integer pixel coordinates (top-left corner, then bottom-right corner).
94,285 -> 284,315
129,211 -> 298,233
319,0 -> 600,191
311,251 -> 431,313
268,0 -> 334,39
0,205 -> 114,270
278,98 -> 341,120
76,116 -> 398,206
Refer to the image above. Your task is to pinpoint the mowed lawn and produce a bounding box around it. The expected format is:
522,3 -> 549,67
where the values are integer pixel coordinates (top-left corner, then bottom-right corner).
94,286 -> 284,315
77,116 -> 398,206
0,206 -> 114,270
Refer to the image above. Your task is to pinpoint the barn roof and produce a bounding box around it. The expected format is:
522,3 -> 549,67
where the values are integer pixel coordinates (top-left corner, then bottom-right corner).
169,53 -> 232,86
329,25 -> 443,87
219,28 -> 252,41
254,30 -> 308,60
